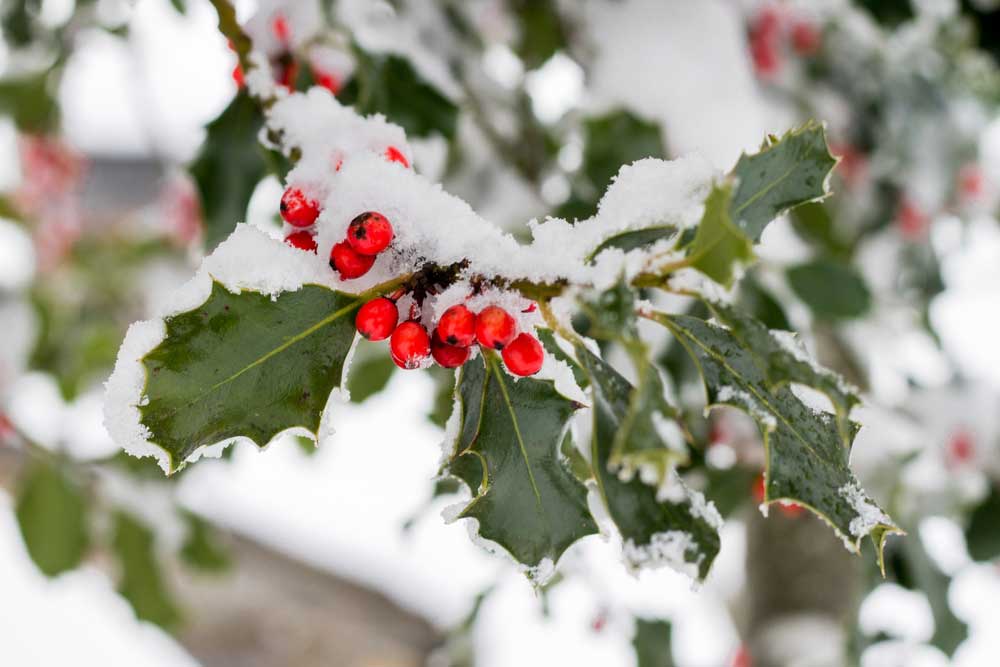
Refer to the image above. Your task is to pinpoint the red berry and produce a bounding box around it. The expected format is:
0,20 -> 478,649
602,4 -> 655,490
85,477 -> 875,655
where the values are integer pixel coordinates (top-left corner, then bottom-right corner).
790,21 -> 821,56
356,297 -> 398,341
232,64 -> 245,88
385,146 -> 410,168
390,321 -> 430,369
947,428 -> 975,465
501,333 -> 544,376
284,230 -> 317,252
314,69 -> 341,94
330,241 -> 375,279
475,306 -> 518,350
431,331 -> 471,368
275,58 -> 299,89
272,13 -> 291,42
437,304 -> 477,347
347,212 -> 394,255
280,187 -> 320,227
752,474 -> 766,504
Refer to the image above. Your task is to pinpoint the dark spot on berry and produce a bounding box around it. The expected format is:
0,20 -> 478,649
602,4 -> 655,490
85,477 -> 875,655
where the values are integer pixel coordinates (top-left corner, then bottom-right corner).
280,201 -> 288,211
446,335 -> 457,345
353,226 -> 367,239
494,342 -> 504,350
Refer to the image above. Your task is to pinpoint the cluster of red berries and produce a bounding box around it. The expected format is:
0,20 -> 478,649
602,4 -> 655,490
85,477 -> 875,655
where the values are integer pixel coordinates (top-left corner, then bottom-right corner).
279,144 -> 408,256
231,12 -> 343,94
357,299 -> 545,376
748,6 -> 821,77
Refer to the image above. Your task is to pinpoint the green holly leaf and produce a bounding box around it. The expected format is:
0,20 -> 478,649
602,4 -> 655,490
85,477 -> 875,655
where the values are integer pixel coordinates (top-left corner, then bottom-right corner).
587,226 -> 679,261
966,484 -> 1000,562
112,511 -> 181,630
179,511 -> 231,573
706,301 -> 860,443
346,340 -> 396,403
443,352 -> 598,579
787,258 -> 873,321
685,180 -> 754,288
15,459 -> 89,577
577,345 -> 721,580
190,92 -> 269,251
0,70 -> 59,132
344,50 -> 458,139
730,121 -> 837,242
633,619 -> 676,667
512,0 -> 567,69
576,283 -> 689,480
139,281 -> 360,472
651,310 -> 900,569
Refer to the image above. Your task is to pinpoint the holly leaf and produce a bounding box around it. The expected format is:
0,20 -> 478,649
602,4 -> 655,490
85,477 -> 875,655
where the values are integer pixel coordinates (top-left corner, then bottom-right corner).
966,484 -> 1000,562
112,511 -> 181,630
346,340 -> 396,403
730,121 -> 837,241
577,283 -> 690,480
179,511 -> 231,572
190,92 -> 269,251
588,226 -> 679,261
706,301 -> 860,443
577,345 -> 721,581
651,310 -> 901,568
685,180 -> 753,288
633,619 -> 676,667
15,459 -> 89,577
443,352 -> 597,579
139,282 -> 359,472
344,50 -> 458,139
787,258 -> 872,320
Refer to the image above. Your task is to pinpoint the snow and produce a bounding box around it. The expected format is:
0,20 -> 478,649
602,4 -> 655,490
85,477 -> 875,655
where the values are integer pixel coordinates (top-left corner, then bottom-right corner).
715,385 -> 778,431
838,480 -> 893,541
622,531 -> 703,582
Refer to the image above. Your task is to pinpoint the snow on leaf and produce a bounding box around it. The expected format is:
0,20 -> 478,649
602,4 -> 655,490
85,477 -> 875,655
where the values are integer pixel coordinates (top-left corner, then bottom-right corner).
442,352 -> 598,578
576,344 -> 721,581
651,310 -> 901,568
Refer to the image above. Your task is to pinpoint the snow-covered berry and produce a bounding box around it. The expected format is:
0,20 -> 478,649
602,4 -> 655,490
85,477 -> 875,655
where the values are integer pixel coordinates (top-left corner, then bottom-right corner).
501,333 -> 544,376
437,304 -> 477,347
431,332 -> 471,368
330,240 -> 375,279
356,297 -> 398,341
347,211 -> 394,255
390,321 -> 430,369
280,187 -> 320,227
475,306 -> 518,350
284,230 -> 317,252
385,146 -> 409,168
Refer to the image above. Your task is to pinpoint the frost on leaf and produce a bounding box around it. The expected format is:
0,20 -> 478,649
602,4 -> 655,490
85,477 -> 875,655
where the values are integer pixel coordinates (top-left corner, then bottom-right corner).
441,352 -> 598,578
576,344 -> 721,582
653,310 -> 901,567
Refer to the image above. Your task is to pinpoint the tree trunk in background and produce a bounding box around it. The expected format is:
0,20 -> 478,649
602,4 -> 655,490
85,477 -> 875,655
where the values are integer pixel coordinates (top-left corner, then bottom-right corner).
172,534 -> 440,667
743,324 -> 866,667
744,510 -> 860,667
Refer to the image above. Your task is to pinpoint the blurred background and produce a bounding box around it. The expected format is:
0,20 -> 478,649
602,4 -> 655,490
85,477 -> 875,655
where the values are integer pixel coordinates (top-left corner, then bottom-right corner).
1,0 -> 1000,665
